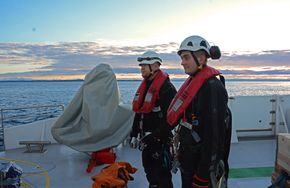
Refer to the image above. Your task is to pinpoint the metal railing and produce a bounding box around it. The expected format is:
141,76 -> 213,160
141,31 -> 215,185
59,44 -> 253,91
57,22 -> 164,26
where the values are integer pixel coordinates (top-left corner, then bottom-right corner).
0,104 -> 64,128
0,104 -> 64,151
229,95 -> 290,142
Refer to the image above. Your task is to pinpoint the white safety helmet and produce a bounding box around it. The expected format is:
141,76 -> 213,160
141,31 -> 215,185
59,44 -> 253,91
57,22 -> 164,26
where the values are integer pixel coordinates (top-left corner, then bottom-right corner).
137,50 -> 162,65
177,35 -> 211,57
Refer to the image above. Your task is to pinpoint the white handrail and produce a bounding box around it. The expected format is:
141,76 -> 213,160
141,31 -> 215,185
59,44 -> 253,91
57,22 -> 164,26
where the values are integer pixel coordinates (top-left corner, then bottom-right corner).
278,98 -> 289,133
0,104 -> 64,128
0,104 -> 64,111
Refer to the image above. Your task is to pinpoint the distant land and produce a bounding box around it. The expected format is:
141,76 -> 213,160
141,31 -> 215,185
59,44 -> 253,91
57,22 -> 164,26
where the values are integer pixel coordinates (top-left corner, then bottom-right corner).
0,76 -> 289,82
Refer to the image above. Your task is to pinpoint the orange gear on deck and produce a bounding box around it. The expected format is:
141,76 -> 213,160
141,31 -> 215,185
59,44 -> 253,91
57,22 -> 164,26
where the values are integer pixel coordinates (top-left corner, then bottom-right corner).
86,148 -> 116,173
91,162 -> 137,188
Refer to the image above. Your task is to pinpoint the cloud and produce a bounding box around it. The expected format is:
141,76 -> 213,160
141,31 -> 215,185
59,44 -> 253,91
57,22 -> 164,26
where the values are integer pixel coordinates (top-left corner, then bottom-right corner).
0,42 -> 289,80
221,50 -> 290,67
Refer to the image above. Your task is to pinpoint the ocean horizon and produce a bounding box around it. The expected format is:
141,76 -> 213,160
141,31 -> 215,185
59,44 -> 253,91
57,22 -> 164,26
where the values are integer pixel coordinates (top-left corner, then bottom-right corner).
0,77 -> 290,82
1,79 -> 290,107
1,79 -> 290,127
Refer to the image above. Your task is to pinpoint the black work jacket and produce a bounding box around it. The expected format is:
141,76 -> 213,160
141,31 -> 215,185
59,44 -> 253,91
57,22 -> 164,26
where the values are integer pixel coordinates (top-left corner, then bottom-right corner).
179,76 -> 229,179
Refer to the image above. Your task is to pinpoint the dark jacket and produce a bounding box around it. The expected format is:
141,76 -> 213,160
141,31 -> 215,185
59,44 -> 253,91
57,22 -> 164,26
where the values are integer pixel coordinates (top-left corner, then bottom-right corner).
131,77 -> 177,141
179,76 -> 229,180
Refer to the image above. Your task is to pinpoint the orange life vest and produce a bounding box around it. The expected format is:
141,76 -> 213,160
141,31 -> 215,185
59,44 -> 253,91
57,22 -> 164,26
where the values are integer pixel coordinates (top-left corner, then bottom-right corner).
167,66 -> 220,126
132,70 -> 168,113
91,162 -> 137,188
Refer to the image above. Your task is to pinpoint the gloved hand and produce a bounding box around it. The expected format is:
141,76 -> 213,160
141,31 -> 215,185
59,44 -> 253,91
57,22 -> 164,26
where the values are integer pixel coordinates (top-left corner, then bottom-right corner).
192,175 -> 209,188
130,137 -> 139,149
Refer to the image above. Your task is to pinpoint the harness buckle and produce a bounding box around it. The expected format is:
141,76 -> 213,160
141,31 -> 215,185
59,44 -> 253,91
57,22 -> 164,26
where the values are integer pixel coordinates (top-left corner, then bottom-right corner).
180,121 -> 192,130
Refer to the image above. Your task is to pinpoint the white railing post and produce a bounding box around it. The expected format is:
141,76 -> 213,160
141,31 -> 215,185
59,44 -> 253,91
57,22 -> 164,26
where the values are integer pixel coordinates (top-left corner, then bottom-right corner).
275,95 -> 280,135
278,96 -> 289,133
270,96 -> 277,135
0,108 -> 3,128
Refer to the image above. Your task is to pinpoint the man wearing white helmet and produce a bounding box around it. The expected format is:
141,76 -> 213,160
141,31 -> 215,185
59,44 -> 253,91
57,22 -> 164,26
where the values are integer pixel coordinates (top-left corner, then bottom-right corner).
167,36 -> 232,188
130,50 -> 177,188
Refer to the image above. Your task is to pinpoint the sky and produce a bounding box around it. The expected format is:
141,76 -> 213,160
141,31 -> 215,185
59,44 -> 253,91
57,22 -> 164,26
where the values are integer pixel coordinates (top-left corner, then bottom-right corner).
0,0 -> 290,80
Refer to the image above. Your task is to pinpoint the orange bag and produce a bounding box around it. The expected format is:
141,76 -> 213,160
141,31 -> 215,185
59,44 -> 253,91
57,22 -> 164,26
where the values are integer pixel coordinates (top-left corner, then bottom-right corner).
87,148 -> 116,173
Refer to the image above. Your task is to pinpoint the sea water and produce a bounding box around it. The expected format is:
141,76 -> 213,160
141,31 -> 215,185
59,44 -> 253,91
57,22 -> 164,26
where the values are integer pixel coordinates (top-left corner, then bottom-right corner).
118,80 -> 290,104
1,80 -> 290,126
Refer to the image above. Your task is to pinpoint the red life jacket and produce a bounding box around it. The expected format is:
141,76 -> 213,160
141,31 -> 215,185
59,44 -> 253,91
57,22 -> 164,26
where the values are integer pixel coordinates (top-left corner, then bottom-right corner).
132,70 -> 168,113
167,66 -> 220,126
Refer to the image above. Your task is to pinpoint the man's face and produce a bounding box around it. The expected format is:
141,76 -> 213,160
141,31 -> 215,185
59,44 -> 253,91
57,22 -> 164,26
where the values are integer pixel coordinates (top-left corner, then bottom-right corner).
139,64 -> 151,78
180,51 -> 198,75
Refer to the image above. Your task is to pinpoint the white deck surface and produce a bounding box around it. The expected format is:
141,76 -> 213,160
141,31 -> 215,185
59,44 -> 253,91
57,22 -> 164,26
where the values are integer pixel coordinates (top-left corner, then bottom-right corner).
0,139 -> 276,188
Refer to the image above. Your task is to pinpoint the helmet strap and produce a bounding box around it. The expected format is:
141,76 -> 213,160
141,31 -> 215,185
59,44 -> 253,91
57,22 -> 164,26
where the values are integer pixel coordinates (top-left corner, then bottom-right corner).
145,64 -> 153,80
145,66 -> 160,81
191,52 -> 200,67
149,64 -> 153,73
190,52 -> 204,76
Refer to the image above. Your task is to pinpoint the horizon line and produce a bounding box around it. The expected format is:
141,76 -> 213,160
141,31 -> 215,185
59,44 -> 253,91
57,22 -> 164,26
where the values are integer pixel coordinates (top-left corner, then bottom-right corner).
0,78 -> 290,82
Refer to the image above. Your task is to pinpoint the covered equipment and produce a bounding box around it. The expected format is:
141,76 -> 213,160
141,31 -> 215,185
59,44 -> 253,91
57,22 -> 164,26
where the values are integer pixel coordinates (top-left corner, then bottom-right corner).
51,64 -> 134,152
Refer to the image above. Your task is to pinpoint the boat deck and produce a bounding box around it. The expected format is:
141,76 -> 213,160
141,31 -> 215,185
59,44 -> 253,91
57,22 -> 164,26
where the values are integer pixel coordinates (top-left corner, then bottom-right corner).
0,139 -> 276,188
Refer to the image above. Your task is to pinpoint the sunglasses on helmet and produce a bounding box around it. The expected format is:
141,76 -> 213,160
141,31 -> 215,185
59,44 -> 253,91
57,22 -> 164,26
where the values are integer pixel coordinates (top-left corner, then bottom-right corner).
137,57 -> 162,62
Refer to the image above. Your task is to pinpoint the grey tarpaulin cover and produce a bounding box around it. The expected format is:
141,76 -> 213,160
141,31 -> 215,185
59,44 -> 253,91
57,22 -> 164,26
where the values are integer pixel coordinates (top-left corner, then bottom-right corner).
51,64 -> 134,152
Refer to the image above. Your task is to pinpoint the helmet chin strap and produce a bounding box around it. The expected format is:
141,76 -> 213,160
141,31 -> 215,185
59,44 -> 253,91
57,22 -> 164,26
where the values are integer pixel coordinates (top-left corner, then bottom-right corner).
191,52 -> 200,67
144,64 -> 153,80
190,52 -> 203,76
145,65 -> 160,80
